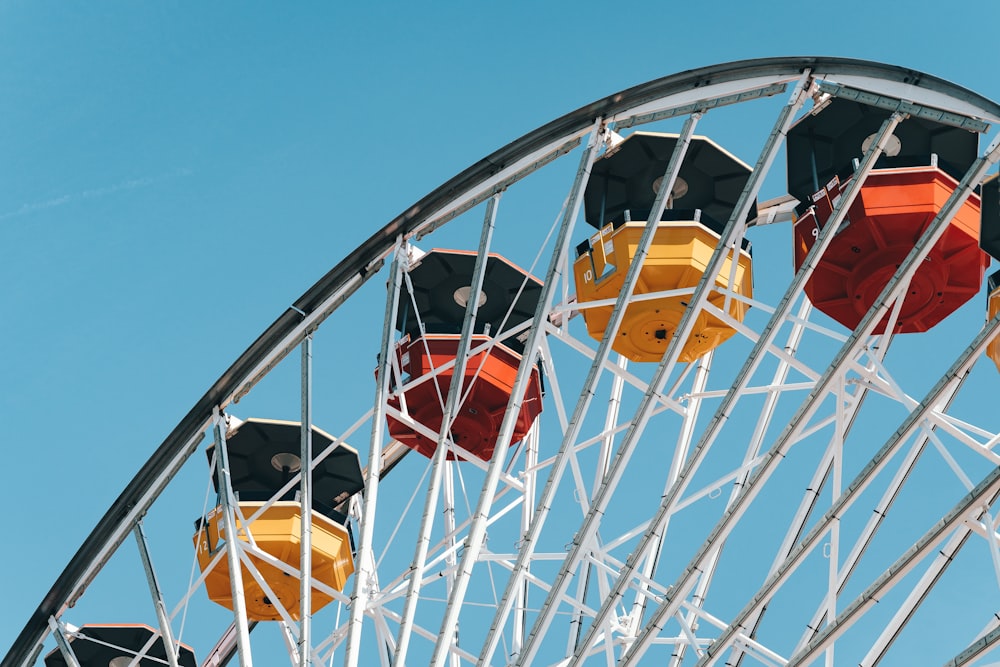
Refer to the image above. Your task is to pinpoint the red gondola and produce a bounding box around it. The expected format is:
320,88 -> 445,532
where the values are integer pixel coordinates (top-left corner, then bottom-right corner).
787,98 -> 989,332
385,250 -> 543,461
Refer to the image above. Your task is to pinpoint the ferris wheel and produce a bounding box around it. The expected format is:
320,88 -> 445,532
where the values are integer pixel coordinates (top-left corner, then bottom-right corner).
9,56 -> 1000,666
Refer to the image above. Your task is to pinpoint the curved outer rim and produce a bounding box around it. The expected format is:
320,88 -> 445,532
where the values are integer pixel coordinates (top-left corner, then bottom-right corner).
6,55 -> 1000,666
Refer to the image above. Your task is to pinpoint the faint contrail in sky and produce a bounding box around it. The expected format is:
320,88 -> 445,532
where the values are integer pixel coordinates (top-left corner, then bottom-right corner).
0,168 -> 192,221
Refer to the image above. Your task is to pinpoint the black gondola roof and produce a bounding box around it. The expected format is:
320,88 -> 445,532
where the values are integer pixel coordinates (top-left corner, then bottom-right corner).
206,418 -> 364,520
397,249 -> 542,354
584,131 -> 757,234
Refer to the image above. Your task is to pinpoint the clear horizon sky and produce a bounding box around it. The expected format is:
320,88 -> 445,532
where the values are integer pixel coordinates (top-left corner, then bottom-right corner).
4,2 -> 1000,663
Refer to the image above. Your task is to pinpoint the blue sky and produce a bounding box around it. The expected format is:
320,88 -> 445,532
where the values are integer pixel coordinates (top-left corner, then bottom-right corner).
4,1 -> 1000,663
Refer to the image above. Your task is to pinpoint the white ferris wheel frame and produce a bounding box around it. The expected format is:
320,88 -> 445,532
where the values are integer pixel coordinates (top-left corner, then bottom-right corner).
9,56 -> 1000,667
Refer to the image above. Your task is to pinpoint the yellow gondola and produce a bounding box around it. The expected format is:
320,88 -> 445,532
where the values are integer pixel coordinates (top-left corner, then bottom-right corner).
573,132 -> 754,363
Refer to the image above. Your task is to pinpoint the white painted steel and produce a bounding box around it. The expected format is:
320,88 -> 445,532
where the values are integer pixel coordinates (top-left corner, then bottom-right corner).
46,619 -> 81,667
394,195 -> 499,665
133,521 -> 182,667
486,111 -> 704,667
551,75 -> 815,667
299,336 -> 314,667
624,132 -> 1000,667
429,118 -> 608,667
703,311 -> 1000,667
345,243 -> 405,667
212,409 -> 254,667
16,59 -> 1000,667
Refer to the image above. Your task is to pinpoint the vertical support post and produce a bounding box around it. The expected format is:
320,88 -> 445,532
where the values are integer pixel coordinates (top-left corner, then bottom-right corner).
280,622 -> 301,665
512,420 -> 540,658
568,354 -> 628,653
479,112 -> 696,666
435,117 -> 606,667
299,334 -> 314,667
506,111 -> 705,667
47,618 -> 82,667
670,301 -> 812,667
394,194 -> 500,665
344,242 -> 405,667
442,461 -> 461,667
133,521 -> 181,667
200,620 -> 259,667
372,613 -> 395,667
627,349 -> 713,638
214,407 -> 254,667
394,193 -> 499,666
824,376 -> 846,667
